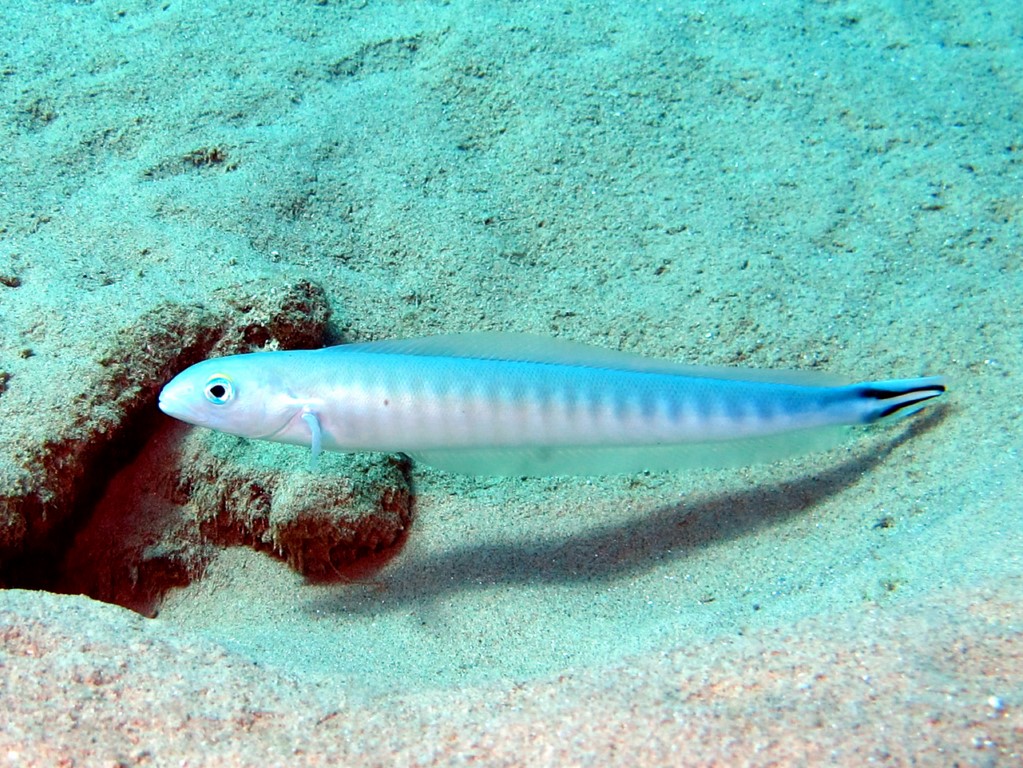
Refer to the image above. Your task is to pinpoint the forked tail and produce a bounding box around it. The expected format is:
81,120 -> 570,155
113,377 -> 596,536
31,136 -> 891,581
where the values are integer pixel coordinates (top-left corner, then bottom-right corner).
856,377 -> 947,424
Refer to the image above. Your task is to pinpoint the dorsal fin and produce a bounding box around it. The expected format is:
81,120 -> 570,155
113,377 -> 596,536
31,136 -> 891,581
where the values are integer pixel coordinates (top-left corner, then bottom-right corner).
340,332 -> 847,386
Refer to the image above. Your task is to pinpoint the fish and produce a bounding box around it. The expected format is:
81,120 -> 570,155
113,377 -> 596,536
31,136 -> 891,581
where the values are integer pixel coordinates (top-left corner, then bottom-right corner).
157,332 -> 945,476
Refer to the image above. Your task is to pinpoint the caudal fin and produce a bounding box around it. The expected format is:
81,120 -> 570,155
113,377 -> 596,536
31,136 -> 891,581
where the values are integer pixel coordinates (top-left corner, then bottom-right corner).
856,377 -> 947,424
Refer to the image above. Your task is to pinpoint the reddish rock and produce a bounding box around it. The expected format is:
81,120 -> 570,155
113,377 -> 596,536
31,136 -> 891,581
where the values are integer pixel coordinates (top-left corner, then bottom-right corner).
1,277 -> 412,615
0,278 -> 330,568
59,422 -> 411,615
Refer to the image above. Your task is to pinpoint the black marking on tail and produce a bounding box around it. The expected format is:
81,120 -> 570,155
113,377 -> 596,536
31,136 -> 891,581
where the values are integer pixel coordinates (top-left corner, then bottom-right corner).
861,382 -> 947,420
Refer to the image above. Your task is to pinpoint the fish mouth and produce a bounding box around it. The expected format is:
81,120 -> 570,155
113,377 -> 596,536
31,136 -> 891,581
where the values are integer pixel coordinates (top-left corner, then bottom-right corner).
158,377 -> 200,425
157,391 -> 176,417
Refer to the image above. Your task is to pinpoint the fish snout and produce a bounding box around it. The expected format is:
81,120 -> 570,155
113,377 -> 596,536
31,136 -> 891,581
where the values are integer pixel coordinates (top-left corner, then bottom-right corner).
158,374 -> 201,425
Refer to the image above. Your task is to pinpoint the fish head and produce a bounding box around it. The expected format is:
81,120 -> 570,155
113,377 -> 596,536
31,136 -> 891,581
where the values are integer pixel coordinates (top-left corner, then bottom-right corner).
158,353 -> 300,440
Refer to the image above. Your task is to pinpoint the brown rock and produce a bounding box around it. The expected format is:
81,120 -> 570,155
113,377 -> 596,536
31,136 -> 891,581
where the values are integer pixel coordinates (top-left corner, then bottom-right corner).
0,278 -> 330,566
59,422 -> 411,616
1,277 -> 412,614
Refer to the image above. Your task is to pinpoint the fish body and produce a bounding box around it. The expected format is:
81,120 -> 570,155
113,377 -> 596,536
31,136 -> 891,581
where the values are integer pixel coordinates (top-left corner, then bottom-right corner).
157,333 -> 945,476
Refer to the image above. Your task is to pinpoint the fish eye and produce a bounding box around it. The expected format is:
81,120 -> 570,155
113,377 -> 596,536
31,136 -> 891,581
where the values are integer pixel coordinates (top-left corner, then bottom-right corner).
204,375 -> 234,405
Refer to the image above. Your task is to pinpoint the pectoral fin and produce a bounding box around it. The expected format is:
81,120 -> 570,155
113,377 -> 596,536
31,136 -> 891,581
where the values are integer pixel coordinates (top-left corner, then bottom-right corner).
301,411 -> 323,472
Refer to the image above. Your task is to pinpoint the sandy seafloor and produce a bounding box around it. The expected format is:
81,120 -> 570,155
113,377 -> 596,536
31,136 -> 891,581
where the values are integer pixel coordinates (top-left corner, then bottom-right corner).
1,0 -> 1022,765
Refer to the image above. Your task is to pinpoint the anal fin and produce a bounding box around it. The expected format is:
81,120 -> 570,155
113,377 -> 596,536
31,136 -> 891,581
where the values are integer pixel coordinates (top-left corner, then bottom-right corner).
409,426 -> 848,477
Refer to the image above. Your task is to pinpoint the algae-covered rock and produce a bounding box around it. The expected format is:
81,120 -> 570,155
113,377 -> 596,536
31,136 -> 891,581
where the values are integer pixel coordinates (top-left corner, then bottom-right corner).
1,277 -> 411,613
0,277 -> 331,567
59,423 -> 411,615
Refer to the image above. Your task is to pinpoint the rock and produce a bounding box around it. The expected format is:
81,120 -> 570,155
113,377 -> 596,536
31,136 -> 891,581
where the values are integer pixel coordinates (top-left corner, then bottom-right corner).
59,423 -> 411,616
1,277 -> 413,615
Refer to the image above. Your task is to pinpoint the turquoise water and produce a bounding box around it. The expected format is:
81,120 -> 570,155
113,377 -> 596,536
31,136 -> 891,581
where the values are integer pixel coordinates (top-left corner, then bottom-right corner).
2,0 -> 1021,717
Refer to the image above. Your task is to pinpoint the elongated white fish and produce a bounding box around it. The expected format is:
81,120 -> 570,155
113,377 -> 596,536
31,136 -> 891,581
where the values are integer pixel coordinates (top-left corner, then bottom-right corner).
157,333 -> 945,476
